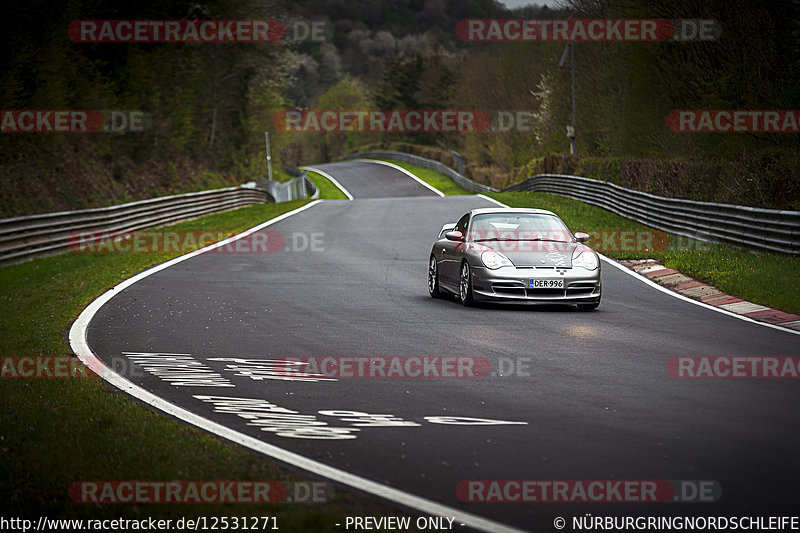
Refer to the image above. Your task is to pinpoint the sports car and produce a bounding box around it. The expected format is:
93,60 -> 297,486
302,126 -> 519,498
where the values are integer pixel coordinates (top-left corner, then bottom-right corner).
428,207 -> 601,309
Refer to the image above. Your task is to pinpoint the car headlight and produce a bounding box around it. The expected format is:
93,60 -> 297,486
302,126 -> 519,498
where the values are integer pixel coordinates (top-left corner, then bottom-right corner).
572,247 -> 599,270
481,250 -> 513,269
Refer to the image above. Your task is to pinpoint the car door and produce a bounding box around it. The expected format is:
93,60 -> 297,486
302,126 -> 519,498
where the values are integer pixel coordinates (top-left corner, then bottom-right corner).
438,213 -> 469,287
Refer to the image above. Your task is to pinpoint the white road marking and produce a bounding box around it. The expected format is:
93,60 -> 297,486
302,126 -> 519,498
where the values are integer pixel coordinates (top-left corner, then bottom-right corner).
478,194 -> 800,337
425,416 -> 528,425
123,352 -> 234,387
476,193 -> 508,207
68,199 -> 528,533
195,395 -> 361,440
354,159 -> 446,197
209,357 -> 337,382
302,167 -> 354,200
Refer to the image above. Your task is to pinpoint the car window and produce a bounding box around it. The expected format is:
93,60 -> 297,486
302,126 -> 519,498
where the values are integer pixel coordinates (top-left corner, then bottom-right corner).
456,214 -> 470,234
470,213 -> 571,241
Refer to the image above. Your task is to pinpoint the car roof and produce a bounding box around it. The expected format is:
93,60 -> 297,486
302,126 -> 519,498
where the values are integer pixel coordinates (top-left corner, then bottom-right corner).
468,207 -> 558,217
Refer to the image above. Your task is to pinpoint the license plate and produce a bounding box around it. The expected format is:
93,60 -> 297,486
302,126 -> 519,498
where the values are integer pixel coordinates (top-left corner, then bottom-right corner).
529,278 -> 564,289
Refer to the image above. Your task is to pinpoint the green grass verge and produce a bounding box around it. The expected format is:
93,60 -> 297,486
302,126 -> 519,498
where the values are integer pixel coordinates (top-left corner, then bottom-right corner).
0,200 -> 389,526
489,191 -> 800,315
304,170 -> 349,200
372,159 -> 471,196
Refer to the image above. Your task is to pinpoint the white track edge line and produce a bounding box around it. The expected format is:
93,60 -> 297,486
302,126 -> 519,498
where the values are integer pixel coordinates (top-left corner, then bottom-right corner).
355,159 -> 446,197
476,194 -> 508,207
67,199 -> 528,533
477,194 -> 800,337
302,167 -> 354,200
598,253 -> 800,337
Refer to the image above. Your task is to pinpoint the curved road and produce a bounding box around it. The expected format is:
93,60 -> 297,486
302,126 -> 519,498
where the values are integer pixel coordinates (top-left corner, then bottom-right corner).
84,160 -> 800,531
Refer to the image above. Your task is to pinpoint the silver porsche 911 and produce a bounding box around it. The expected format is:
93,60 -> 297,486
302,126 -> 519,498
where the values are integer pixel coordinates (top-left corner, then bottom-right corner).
428,208 -> 601,309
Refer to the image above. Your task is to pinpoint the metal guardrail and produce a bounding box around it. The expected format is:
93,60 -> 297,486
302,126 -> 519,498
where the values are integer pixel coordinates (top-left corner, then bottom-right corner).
343,150 -> 498,193
505,174 -> 800,255
260,167 -> 318,202
347,150 -> 800,255
0,187 -> 272,266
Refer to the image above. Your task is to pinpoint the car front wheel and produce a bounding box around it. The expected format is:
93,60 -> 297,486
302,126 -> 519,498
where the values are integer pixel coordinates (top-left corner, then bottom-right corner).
428,255 -> 444,298
460,262 -> 474,307
577,294 -> 600,311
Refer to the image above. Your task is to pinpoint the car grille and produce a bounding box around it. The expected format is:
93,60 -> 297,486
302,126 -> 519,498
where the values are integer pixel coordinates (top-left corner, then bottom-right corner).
566,281 -> 598,297
526,288 -> 566,296
490,280 -> 598,298
492,281 -> 527,296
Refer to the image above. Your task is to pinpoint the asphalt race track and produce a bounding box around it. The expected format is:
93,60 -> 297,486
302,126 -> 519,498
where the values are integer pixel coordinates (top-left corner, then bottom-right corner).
83,160 -> 800,531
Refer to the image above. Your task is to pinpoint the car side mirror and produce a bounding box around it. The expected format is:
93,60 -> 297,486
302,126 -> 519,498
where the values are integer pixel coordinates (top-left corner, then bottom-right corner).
574,232 -> 590,243
445,231 -> 464,242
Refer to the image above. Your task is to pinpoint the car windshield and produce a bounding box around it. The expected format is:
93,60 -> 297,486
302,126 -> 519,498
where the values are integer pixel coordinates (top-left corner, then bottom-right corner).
468,213 -> 570,242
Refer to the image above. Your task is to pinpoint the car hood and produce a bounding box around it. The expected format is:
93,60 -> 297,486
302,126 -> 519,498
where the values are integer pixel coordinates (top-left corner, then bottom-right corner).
475,240 -> 581,268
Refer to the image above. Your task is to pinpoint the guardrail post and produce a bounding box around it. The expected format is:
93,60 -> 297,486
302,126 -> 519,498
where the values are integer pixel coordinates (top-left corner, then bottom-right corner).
448,150 -> 465,174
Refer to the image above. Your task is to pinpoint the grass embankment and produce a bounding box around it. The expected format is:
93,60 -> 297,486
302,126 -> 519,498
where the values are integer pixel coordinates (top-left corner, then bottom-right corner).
378,159 -> 800,315
372,160 -> 470,196
305,170 -> 349,200
0,200 -> 386,526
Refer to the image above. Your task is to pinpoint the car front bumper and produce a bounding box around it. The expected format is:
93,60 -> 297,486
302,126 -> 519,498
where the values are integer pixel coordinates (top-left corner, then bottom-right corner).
469,264 -> 601,303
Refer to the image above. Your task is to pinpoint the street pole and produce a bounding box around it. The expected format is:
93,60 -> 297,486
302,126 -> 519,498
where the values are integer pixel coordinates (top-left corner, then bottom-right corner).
264,131 -> 273,181
570,41 -> 576,156
559,41 -> 577,155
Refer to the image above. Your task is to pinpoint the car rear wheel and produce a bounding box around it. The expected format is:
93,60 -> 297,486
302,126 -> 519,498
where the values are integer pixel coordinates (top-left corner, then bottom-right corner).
428,256 -> 444,298
460,262 -> 474,307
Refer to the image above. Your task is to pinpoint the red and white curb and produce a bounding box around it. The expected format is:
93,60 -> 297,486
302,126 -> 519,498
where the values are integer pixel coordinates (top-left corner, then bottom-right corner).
620,259 -> 800,332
